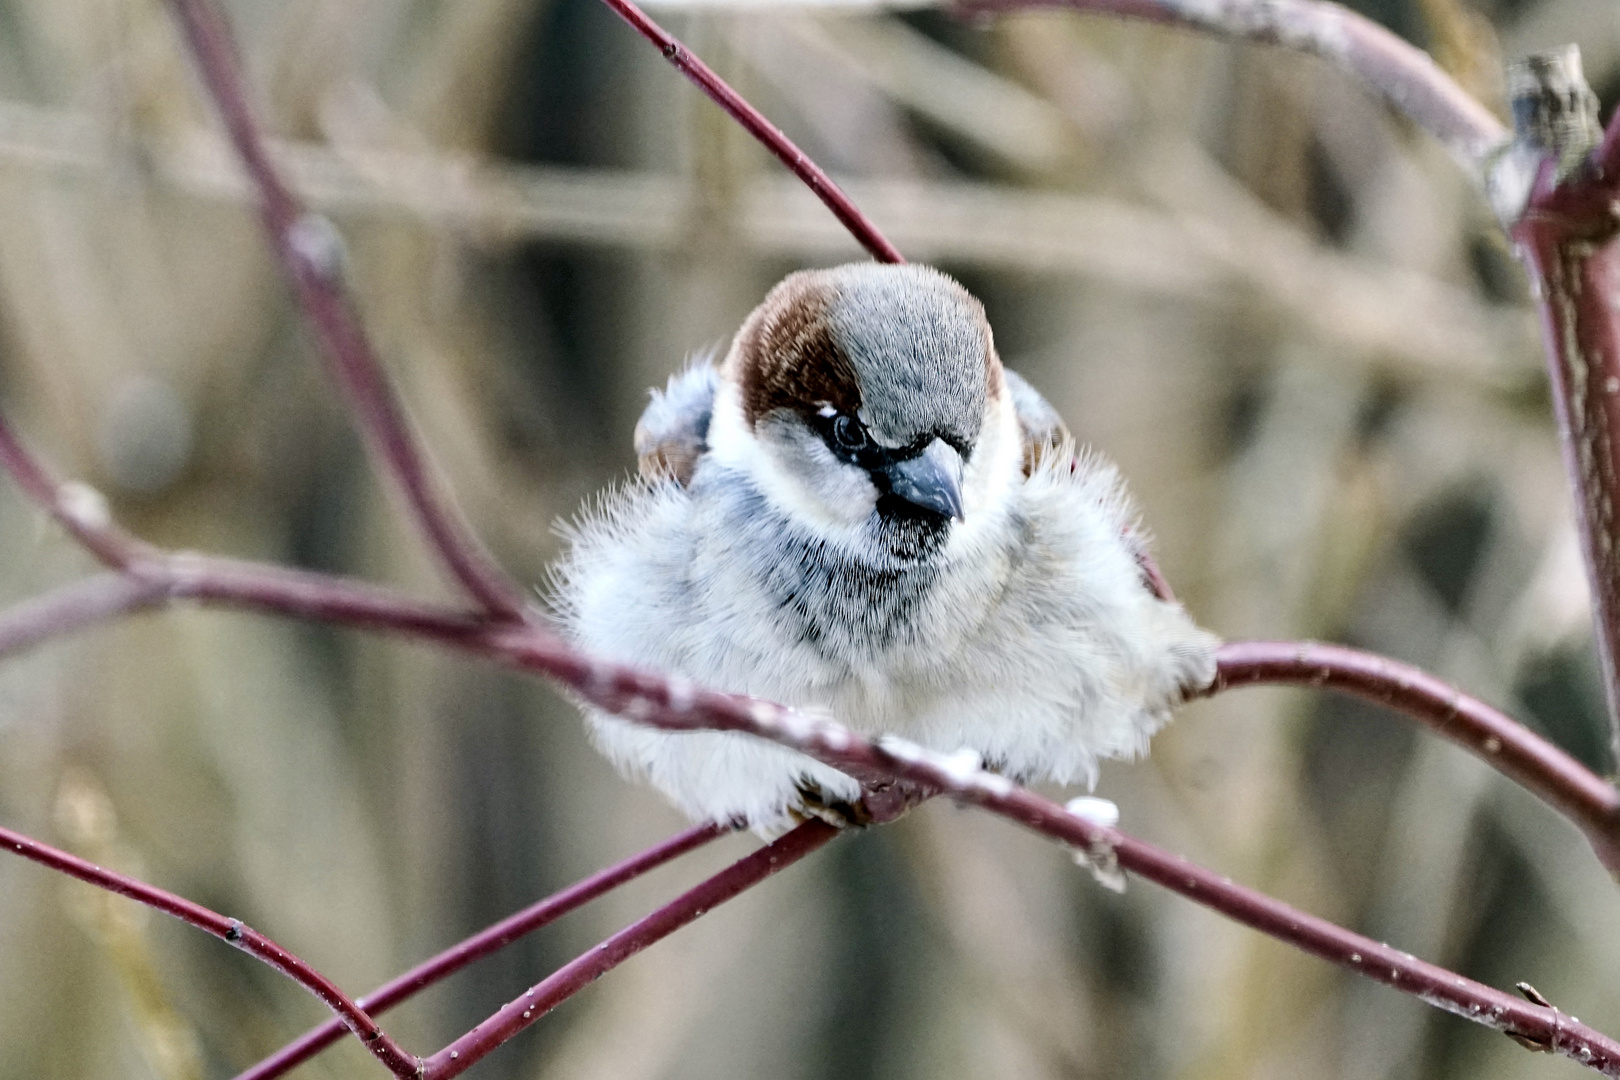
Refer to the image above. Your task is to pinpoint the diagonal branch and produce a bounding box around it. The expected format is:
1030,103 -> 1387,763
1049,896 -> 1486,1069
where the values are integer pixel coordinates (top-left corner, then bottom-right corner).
419,819 -> 839,1080
160,0 -> 528,621
234,822 -> 726,1080
594,0 -> 905,264
952,0 -> 1507,170
2,409 -> 1614,885
572,677 -> 1620,1076
1209,641 -> 1620,878
0,823 -> 420,1078
16,553 -> 1614,875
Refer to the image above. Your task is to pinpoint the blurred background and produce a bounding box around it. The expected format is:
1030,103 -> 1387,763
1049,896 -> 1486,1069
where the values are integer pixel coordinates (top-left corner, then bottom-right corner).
0,0 -> 1617,1077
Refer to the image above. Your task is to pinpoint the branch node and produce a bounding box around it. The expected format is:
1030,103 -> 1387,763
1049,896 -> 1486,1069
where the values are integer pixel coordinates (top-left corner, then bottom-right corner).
1508,47 -> 1603,168
1489,46 -> 1604,227
1071,837 -> 1128,893
57,482 -> 112,534
286,213 -> 347,281
1516,981 -> 1554,1007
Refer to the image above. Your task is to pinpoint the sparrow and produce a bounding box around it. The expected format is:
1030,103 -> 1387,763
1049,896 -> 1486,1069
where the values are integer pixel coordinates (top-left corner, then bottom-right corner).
552,263 -> 1218,832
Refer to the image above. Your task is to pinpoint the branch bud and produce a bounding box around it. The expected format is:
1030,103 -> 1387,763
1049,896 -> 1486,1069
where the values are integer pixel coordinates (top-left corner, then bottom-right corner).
1486,45 -> 1603,227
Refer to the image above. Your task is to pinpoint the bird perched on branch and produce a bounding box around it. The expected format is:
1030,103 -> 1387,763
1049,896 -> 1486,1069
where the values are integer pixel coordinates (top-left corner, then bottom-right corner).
553,263 -> 1217,832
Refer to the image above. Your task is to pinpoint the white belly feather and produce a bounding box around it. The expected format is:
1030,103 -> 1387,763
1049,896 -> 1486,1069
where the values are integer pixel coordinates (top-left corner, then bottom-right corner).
552,445 -> 1218,831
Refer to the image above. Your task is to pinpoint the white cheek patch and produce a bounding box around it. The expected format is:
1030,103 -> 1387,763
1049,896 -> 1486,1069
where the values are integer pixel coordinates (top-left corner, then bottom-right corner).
947,392 -> 1022,556
702,381 -> 755,467
707,382 -> 876,534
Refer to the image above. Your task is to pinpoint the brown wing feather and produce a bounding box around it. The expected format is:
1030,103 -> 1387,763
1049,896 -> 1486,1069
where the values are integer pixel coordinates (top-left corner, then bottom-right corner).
635,362 -> 720,488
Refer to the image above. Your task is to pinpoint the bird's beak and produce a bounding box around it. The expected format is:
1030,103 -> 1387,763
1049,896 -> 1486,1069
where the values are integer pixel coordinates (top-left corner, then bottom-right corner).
884,439 -> 965,522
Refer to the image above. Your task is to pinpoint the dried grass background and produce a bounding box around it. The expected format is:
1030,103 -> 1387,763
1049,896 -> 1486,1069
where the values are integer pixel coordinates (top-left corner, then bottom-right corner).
0,0 -> 1617,1077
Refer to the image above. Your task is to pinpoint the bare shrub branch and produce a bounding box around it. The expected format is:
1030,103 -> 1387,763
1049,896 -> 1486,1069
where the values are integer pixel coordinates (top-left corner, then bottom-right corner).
236,822 -> 725,1080
161,0 -> 528,620
1504,51 -> 1620,761
1211,641 -> 1620,878
595,0 -> 907,263
419,821 -> 839,1079
0,823 -> 420,1078
953,0 -> 1507,168
568,680 -> 1620,1074
0,573 -> 167,658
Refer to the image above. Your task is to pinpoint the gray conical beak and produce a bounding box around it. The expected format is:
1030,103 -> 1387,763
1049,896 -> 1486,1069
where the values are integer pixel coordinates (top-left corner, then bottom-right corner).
884,439 -> 965,521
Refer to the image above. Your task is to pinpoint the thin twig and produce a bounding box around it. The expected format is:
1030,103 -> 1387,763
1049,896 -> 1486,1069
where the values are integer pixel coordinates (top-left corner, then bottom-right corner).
0,823 -> 420,1078
419,820 -> 839,1080
235,822 -> 726,1080
0,572 -> 168,658
1517,228 -> 1620,761
0,419 -> 153,570
593,0 -> 906,263
1209,641 -> 1620,878
952,0 -> 1507,170
160,0 -> 528,620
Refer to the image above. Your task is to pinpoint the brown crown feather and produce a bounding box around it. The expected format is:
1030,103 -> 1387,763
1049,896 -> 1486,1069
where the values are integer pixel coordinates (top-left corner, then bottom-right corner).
726,271 -> 862,429
727,265 -> 1008,433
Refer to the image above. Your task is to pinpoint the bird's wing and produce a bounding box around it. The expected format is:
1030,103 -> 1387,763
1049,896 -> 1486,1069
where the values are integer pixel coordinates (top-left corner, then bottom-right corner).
1005,369 -> 1070,477
1005,370 -> 1177,599
634,360 -> 720,487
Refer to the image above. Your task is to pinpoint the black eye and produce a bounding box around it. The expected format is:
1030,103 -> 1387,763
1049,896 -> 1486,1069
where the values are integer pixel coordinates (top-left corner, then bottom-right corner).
832,415 -> 867,451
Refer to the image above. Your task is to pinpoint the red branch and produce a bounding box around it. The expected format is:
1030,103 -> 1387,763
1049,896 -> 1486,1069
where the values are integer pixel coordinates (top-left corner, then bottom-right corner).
1211,641 -> 1620,877
7,549 -> 1613,874
0,417 -> 153,570
0,573 -> 167,658
1600,103 -> 1620,184
236,822 -> 725,1080
1514,218 -> 1620,763
417,820 -> 839,1079
161,0 -> 528,621
0,823 -> 420,1078
594,0 -> 906,265
1491,55 -> 1620,762
953,0 -> 1507,168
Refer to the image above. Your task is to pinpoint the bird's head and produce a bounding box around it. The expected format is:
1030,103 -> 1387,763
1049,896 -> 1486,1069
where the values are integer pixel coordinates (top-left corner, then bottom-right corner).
705,263 -> 1023,561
